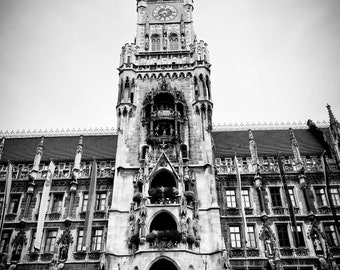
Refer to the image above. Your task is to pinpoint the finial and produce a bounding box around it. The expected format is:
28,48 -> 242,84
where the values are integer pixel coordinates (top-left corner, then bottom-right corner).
78,135 -> 83,146
35,136 -> 44,156
326,104 -> 339,125
289,128 -> 296,143
248,129 -> 254,141
38,136 -> 44,148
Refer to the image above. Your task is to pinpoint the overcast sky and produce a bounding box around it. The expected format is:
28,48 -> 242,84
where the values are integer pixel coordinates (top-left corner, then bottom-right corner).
0,0 -> 339,132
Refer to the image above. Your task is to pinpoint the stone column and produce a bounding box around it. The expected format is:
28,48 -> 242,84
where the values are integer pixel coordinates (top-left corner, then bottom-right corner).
174,102 -> 178,138
150,104 -> 154,136
25,137 -> 44,218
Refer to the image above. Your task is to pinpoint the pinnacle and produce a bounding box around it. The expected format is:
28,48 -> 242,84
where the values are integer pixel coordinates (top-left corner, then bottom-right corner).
326,104 -> 339,125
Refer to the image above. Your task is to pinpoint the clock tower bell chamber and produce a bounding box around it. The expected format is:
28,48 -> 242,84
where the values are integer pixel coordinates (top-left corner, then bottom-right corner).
107,0 -> 223,269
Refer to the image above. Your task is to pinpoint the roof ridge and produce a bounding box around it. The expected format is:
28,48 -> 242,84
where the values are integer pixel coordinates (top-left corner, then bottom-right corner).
0,127 -> 118,139
0,120 -> 329,138
212,120 -> 329,131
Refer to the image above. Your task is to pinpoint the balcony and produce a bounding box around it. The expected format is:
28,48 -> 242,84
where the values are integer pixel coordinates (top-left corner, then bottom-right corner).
225,208 -> 240,216
47,212 -> 61,221
295,247 -> 310,257
147,134 -> 178,145
152,110 -> 176,120
215,156 -> 337,175
146,230 -> 181,249
318,206 -> 332,215
40,253 -> 53,262
229,249 -> 245,258
5,213 -> 17,221
148,187 -> 179,205
272,207 -> 288,215
280,248 -> 294,257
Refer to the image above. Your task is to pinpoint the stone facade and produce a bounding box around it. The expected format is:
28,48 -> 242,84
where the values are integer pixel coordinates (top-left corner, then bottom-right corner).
0,1 -> 340,270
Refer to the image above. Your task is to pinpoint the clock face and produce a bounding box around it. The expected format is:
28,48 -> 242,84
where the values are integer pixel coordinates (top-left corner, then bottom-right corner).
153,5 -> 178,21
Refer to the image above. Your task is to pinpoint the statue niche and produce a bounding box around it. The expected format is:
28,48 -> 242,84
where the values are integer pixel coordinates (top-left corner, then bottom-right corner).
57,229 -> 73,261
11,231 -> 27,262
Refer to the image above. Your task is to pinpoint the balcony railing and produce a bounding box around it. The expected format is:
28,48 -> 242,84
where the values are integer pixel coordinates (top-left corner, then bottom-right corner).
0,161 -> 115,180
215,156 -> 337,174
272,207 -> 288,215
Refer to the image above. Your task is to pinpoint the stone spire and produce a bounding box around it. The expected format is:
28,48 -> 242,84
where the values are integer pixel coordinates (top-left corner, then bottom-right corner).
327,104 -> 339,127
289,128 -> 302,169
326,104 -> 340,167
248,129 -> 259,172
0,137 -> 5,160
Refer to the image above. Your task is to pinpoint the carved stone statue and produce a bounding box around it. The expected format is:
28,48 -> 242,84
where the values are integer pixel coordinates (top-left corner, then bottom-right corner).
58,244 -> 68,261
180,216 -> 188,236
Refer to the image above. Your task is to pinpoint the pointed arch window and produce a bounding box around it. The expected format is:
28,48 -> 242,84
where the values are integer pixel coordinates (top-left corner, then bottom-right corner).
169,33 -> 179,51
151,34 -> 161,51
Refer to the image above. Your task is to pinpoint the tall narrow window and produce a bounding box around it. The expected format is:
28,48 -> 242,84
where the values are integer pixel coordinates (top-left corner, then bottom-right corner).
8,194 -> 21,214
95,193 -> 107,211
230,226 -> 241,248
151,34 -> 161,51
44,230 -> 57,253
296,225 -> 305,247
30,230 -> 36,253
330,187 -> 340,206
276,224 -> 290,247
51,194 -> 63,213
76,229 -> 86,251
91,229 -> 103,251
82,193 -> 88,212
324,224 -> 339,247
270,187 -> 282,207
315,187 -> 328,206
242,189 -> 251,208
0,231 -> 12,253
226,190 -> 236,208
288,187 -> 297,207
246,225 -> 256,248
0,195 -> 4,219
169,33 -> 179,51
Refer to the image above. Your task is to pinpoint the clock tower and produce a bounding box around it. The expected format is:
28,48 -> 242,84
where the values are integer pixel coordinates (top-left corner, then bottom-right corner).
107,0 -> 223,269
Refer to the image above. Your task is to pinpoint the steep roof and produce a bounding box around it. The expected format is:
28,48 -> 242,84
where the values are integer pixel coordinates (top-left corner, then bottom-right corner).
0,128 -> 327,163
1,135 -> 118,163
212,129 -> 325,158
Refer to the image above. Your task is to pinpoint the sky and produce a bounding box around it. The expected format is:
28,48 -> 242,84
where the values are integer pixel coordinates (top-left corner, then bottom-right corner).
0,0 -> 340,132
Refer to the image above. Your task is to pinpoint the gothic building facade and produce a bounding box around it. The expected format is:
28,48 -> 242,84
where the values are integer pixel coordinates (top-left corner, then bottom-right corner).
0,1 -> 340,270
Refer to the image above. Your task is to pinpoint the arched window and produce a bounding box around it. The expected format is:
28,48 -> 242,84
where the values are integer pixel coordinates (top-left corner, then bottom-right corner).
150,212 -> 177,232
150,259 -> 178,270
151,34 -> 161,51
169,33 -> 179,51
150,170 -> 177,189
